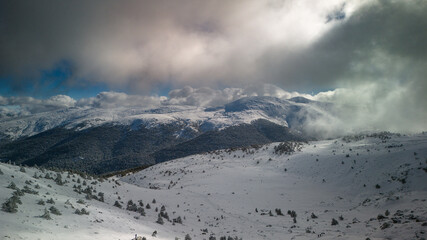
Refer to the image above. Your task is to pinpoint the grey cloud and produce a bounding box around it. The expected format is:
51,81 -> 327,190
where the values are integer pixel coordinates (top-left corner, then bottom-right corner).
260,0 -> 427,89
76,92 -> 165,109
0,0 -> 352,92
256,0 -> 427,135
166,86 -> 247,107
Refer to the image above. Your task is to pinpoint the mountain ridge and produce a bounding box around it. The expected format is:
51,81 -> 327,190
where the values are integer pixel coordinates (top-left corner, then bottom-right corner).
0,96 -> 323,174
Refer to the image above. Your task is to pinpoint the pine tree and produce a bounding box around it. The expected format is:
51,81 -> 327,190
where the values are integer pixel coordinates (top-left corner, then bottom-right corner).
55,173 -> 63,185
7,181 -> 17,190
114,201 -> 122,208
2,197 -> 19,213
138,207 -> 146,216
331,218 -> 339,225
156,214 -> 164,225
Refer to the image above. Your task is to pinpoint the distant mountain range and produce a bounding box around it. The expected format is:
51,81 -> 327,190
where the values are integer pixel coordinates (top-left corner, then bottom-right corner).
0,96 -> 332,174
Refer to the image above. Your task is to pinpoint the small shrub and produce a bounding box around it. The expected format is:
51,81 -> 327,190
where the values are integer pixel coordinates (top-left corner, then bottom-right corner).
55,173 -> 63,185
40,208 -> 52,220
49,206 -> 62,215
331,218 -> 339,225
138,207 -> 146,216
12,189 -> 24,197
380,222 -> 391,230
113,201 -> 122,208
46,198 -> 55,204
7,181 -> 18,190
287,210 -> 297,218
2,197 -> 19,213
97,192 -> 104,202
156,214 -> 164,224
75,208 -> 89,215
37,199 -> 45,205
173,216 -> 183,224
22,186 -> 38,195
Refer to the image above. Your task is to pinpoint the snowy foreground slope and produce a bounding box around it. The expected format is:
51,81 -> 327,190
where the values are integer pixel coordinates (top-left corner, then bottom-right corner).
1,133 -> 427,240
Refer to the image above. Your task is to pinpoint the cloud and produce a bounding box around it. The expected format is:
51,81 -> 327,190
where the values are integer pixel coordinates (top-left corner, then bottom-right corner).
309,83 -> 427,137
164,84 -> 315,107
76,91 -> 165,109
0,0 -> 357,93
0,95 -> 76,115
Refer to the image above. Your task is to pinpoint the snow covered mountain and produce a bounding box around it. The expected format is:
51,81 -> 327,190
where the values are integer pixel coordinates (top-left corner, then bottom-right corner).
1,132 -> 426,239
0,96 -> 330,174
0,96 -> 327,141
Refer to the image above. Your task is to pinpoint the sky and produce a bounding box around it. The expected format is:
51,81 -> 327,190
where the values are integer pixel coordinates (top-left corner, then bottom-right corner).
0,0 -> 426,134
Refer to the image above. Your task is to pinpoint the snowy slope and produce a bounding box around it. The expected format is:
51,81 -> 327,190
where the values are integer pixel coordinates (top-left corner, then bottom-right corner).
1,132 -> 426,239
0,97 -> 327,140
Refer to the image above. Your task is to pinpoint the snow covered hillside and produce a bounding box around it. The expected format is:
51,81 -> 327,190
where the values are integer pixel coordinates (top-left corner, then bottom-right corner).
0,96 -> 326,141
1,132 -> 426,239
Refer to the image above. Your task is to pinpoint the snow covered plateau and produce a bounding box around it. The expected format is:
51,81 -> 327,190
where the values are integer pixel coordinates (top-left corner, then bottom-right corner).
1,132 -> 426,239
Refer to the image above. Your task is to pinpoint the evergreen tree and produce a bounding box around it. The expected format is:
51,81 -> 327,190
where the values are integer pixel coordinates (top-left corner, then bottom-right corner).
137,207 -> 146,216
156,214 -> 164,225
2,197 -> 19,213
114,201 -> 122,208
331,218 -> 339,225
55,173 -> 63,185
7,181 -> 17,190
